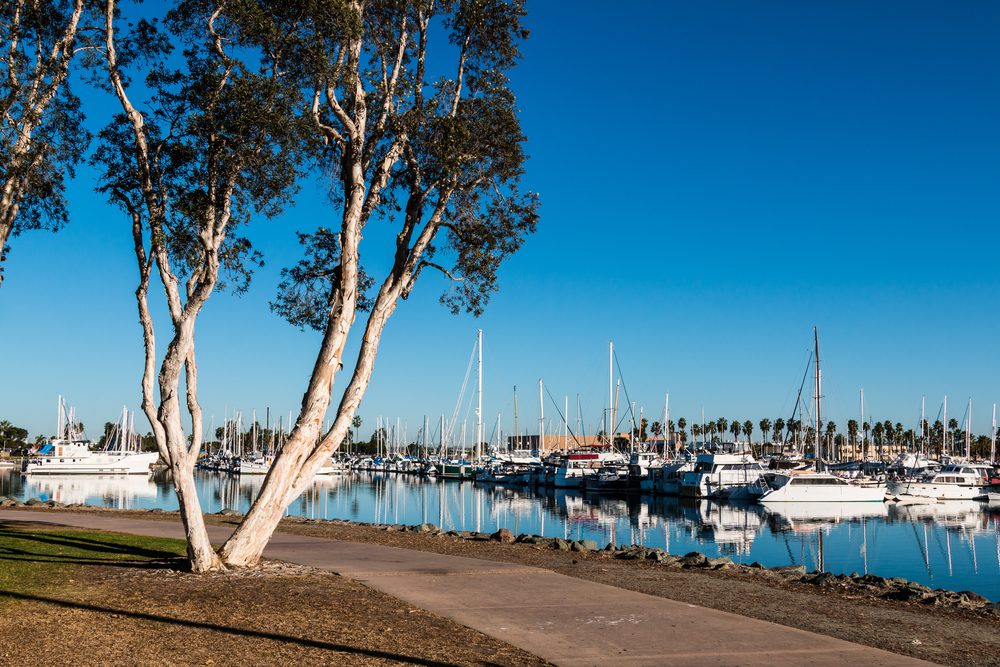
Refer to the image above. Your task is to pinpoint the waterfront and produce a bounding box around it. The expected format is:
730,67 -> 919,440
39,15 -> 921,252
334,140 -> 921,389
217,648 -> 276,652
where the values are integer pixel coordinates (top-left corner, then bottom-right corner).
2,468 -> 999,601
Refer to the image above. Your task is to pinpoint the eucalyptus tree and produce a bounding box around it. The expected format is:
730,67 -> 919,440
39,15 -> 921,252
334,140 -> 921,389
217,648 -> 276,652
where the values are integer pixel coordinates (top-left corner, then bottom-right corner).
96,0 -> 312,570
218,0 -> 537,567
0,0 -> 88,287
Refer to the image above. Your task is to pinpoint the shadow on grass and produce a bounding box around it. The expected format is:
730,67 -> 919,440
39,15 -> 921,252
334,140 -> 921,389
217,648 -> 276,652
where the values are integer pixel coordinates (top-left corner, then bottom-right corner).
0,527 -> 180,560
0,590 -> 467,667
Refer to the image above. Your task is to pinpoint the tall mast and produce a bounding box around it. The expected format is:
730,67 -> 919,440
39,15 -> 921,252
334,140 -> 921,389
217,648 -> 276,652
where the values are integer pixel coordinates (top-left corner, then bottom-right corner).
664,393 -> 670,453
920,396 -> 925,456
992,403 -> 996,463
440,414 -> 445,458
564,396 -> 569,451
943,395 -> 948,457
860,388 -> 865,461
513,386 -> 519,449
476,329 -> 483,463
538,378 -> 545,455
813,326 -> 822,471
966,398 -> 971,460
608,340 -> 614,446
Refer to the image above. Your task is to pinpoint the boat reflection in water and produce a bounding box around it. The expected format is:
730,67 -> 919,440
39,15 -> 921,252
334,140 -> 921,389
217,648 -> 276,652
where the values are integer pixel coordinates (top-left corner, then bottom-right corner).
21,473 -> 158,509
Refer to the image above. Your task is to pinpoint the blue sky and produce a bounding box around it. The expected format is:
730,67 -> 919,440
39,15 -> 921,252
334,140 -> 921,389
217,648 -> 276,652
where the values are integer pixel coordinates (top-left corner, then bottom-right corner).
1,1 -> 998,441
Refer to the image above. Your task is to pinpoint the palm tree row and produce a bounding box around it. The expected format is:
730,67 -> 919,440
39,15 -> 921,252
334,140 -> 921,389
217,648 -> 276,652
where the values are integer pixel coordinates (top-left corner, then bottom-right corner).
641,415 -> 997,460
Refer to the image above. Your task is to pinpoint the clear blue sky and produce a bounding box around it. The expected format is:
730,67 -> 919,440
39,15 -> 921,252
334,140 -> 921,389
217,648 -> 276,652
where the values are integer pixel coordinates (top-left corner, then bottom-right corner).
2,1 -> 998,441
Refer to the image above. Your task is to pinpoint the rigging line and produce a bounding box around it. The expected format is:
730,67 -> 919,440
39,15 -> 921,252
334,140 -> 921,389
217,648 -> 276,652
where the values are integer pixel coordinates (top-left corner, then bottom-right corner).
542,384 -> 584,448
447,335 -> 478,441
785,349 -> 813,446
612,349 -> 639,428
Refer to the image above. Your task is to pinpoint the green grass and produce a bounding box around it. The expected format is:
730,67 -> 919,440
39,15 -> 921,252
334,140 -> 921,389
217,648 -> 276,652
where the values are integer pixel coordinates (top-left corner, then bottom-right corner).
0,523 -> 188,600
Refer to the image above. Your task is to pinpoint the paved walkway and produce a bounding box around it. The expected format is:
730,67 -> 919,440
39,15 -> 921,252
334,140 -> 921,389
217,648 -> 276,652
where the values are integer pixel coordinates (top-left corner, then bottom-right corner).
0,509 -> 935,667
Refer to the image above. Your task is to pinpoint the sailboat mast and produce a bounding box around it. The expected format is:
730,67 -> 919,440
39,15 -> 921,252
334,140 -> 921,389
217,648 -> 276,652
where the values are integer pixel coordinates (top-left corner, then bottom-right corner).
608,340 -> 614,446
943,395 -> 948,457
476,329 -> 483,463
966,398 -> 971,460
991,403 -> 996,463
538,378 -> 544,455
860,388 -> 865,461
921,396 -> 926,457
813,326 -> 822,471
513,386 -> 519,450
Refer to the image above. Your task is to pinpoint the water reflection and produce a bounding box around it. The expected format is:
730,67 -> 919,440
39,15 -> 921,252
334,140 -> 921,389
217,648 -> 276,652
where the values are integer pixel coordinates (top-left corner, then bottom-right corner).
1,468 -> 999,600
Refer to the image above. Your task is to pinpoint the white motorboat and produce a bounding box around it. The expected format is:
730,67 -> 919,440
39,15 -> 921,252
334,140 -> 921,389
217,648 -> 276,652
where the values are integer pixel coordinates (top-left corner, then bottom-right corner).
552,450 -> 626,489
680,452 -> 767,499
24,402 -> 157,475
887,464 -> 990,501
757,471 -> 886,502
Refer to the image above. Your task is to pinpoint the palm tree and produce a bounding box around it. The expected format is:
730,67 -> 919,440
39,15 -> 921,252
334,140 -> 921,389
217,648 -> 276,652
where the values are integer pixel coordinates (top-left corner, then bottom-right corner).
873,422 -> 884,458
677,417 -> 687,444
692,423 -> 702,441
716,418 -> 727,443
847,419 -> 858,459
742,420 -> 753,445
825,421 -> 836,459
774,418 -> 785,445
758,418 -> 771,444
707,420 -> 717,442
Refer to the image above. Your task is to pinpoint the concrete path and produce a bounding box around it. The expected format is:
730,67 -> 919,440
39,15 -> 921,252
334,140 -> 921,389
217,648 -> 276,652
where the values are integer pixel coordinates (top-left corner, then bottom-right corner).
0,510 -> 935,667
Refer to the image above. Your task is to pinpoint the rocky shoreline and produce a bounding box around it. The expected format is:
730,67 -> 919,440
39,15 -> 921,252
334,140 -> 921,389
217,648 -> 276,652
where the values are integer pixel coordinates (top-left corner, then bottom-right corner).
316,518 -> 1000,615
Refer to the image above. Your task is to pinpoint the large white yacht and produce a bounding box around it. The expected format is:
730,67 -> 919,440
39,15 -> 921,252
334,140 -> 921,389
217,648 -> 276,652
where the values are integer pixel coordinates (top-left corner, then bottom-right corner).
756,471 -> 887,502
24,403 -> 157,476
680,452 -> 767,499
887,463 -> 991,501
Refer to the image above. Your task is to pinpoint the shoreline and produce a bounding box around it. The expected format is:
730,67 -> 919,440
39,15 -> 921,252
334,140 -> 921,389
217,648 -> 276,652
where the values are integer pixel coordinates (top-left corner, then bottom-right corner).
4,500 -> 1000,666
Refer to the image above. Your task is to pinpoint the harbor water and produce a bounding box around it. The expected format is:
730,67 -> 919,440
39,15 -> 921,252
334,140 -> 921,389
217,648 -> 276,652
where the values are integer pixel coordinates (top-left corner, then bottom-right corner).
2,468 -> 999,601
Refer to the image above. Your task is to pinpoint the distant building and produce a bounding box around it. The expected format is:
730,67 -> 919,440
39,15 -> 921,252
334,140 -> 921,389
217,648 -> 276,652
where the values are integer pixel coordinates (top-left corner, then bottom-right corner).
504,433 -> 643,454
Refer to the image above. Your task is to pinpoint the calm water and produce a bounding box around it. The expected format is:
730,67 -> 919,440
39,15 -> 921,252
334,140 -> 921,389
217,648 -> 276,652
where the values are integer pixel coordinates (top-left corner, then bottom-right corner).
3,469 -> 1000,601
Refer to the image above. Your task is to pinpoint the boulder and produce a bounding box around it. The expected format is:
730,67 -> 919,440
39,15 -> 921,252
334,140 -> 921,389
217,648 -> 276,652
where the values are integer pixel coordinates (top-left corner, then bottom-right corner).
705,556 -> 733,570
416,522 -> 438,533
680,552 -> 708,568
769,564 -> 806,575
805,572 -> 839,587
551,538 -> 571,551
491,528 -> 515,544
